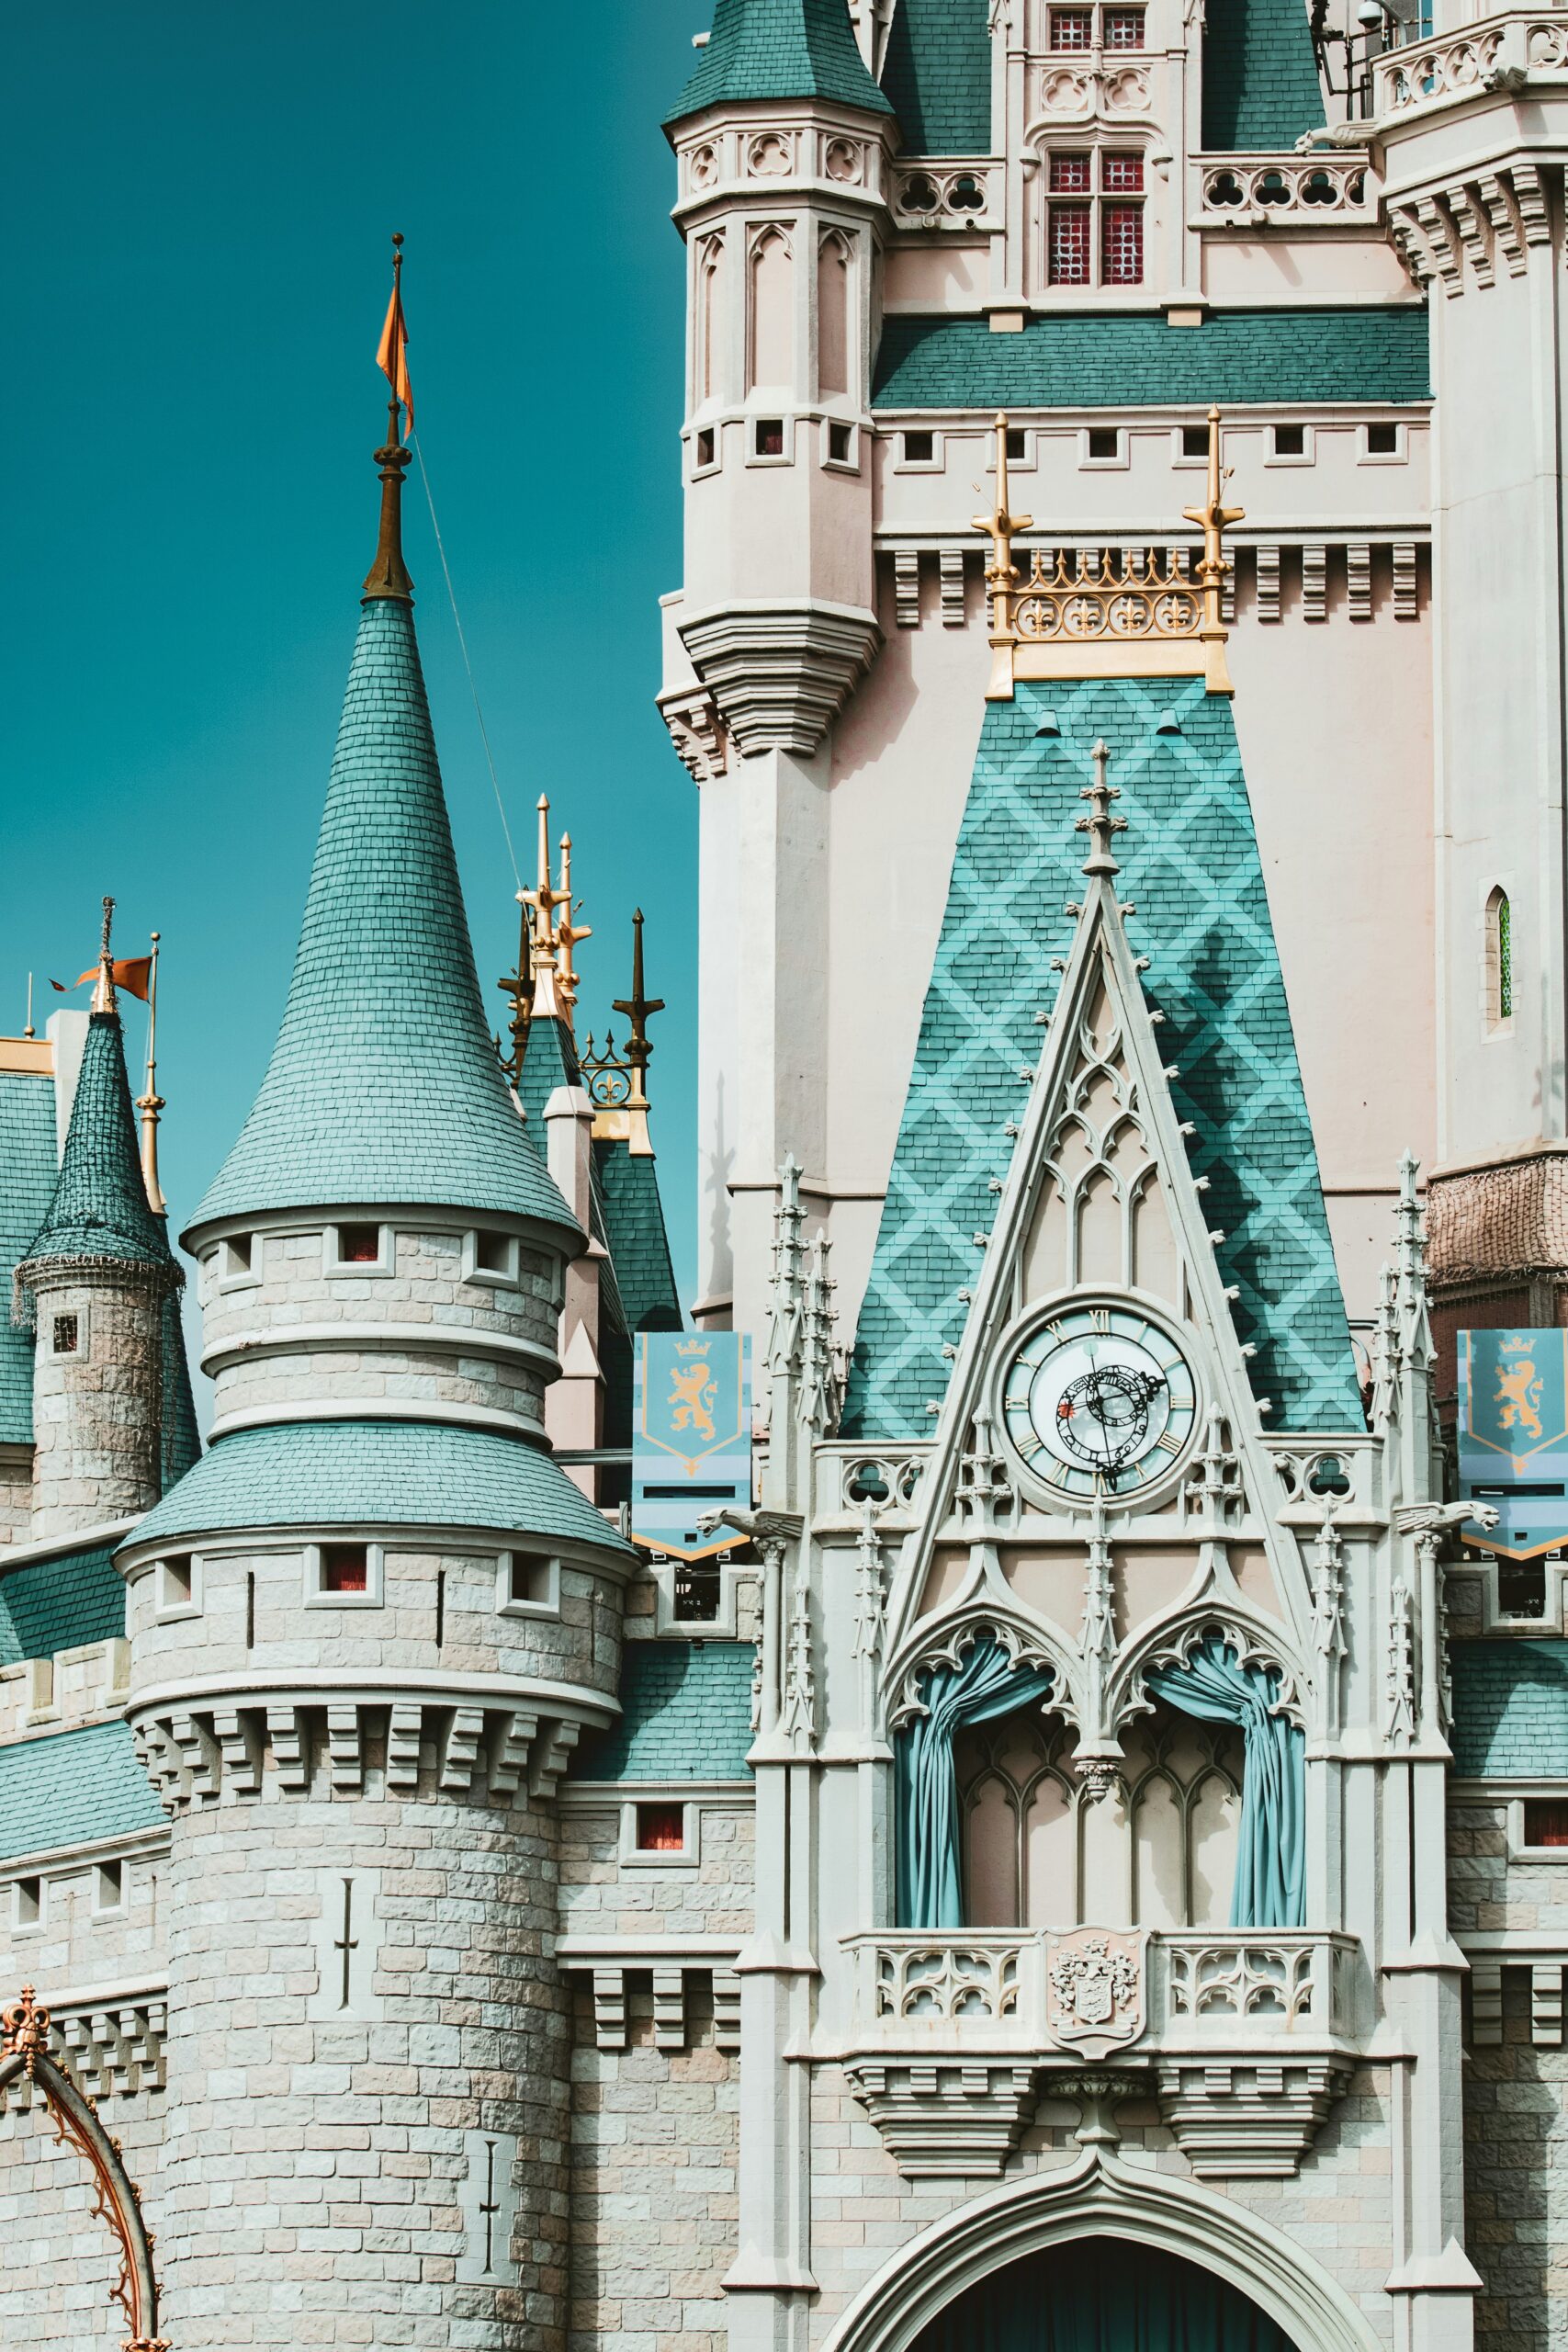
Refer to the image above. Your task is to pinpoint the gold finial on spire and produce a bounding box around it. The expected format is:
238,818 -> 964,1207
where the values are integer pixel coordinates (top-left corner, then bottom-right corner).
363,233 -> 414,602
977,404 -> 1243,699
1181,405 -> 1245,688
973,413 -> 1033,674
1075,741 -> 1126,878
91,897 -> 116,1013
137,933 -> 166,1216
583,909 -> 665,1153
554,833 -> 592,1017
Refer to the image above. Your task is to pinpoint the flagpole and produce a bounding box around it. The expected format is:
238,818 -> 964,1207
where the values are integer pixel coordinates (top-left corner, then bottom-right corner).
137,932 -> 166,1216
23,974 -> 33,1040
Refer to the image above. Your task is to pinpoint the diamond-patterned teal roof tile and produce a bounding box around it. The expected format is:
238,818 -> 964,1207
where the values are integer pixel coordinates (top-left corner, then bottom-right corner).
872,308 -> 1430,411
842,675 -> 1361,1441
189,597 -> 577,1245
0,1069 -> 55,1444
126,1418 -> 633,1559
0,1719 -> 164,1863
667,0 -> 893,122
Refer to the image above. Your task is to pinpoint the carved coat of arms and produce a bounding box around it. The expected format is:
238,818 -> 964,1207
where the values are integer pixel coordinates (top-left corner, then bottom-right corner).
1044,1927 -> 1148,2058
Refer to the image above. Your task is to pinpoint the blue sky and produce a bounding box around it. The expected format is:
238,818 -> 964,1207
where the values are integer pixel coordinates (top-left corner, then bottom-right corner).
5,2 -> 701,1306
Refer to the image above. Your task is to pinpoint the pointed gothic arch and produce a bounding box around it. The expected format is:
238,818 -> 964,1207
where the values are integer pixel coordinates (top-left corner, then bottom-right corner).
0,1988 -> 167,2351
815,2142 -> 1385,2352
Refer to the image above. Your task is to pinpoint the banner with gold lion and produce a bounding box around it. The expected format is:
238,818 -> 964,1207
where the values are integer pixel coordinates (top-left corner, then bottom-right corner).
631,1333 -> 751,1559
1459,1329 -> 1568,1560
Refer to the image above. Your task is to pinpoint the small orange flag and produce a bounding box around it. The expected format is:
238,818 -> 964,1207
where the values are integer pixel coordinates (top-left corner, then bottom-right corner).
51,956 -> 153,1002
377,269 -> 414,443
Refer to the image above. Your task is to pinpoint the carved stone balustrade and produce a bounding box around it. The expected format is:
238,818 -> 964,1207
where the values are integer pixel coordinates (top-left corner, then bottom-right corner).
1374,10 -> 1568,118
838,1926 -> 1361,2179
1190,153 -> 1376,228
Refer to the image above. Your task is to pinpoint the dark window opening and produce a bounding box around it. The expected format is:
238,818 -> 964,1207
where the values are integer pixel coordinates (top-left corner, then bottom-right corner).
509,1554 -> 552,1607
1007,428 -> 1028,461
1273,424 -> 1306,458
755,417 -> 784,458
1367,422 -> 1400,455
15,1876 -> 40,1929
227,1233 -> 253,1273
52,1313 -> 79,1356
828,421 -> 852,463
1497,1559 -> 1547,1618
96,1859 -> 124,1911
1088,426 -> 1121,460
903,429 -> 935,463
1181,424 -> 1209,458
321,1543 -> 369,1595
636,1802 -> 686,1853
474,1230 -> 512,1273
162,1555 -> 194,1609
1526,1800 -> 1568,1846
672,1559 -> 722,1623
337,1224 -> 381,1265
696,426 -> 716,466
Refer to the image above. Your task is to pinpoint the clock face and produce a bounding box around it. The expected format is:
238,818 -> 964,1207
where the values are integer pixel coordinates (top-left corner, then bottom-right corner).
999,1303 -> 1199,1498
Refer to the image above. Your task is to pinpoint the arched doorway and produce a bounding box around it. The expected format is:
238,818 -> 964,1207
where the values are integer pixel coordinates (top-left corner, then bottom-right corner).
911,2238 -> 1295,2352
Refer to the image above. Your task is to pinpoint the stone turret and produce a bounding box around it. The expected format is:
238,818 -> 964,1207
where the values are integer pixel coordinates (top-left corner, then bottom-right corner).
14,963 -> 186,1541
118,373 -> 635,2346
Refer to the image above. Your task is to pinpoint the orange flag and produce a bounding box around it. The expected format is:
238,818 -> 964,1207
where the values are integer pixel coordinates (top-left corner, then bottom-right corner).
51,956 -> 153,1002
376,271 -> 413,442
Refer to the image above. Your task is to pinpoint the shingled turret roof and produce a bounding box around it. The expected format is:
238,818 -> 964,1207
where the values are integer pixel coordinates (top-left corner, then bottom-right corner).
187,466 -> 580,1250
17,1012 -> 177,1283
666,0 -> 893,125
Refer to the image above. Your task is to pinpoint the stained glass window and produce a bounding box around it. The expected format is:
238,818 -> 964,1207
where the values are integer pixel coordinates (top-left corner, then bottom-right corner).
1050,10 -> 1094,45
1498,892 -> 1513,1019
1103,7 -> 1145,42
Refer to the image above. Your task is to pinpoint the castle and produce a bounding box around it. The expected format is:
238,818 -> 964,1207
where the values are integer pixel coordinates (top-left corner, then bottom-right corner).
3,0 -> 1568,2346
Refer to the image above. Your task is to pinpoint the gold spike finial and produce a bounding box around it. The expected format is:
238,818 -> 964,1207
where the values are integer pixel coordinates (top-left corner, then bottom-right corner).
613,909 -> 666,1123
972,413 -> 1033,656
136,932 -> 166,1216
1180,405 -> 1245,684
496,891 -> 534,1087
554,832 -> 592,1021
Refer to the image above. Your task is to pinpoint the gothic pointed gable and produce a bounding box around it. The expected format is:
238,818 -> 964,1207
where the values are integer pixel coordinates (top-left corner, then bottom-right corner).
843,673 -> 1360,1442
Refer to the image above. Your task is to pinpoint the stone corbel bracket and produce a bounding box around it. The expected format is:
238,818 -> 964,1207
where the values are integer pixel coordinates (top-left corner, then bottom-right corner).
678,599 -> 883,757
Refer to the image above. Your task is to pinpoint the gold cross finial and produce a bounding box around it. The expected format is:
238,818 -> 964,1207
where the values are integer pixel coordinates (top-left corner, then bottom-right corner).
612,909 -> 666,1114
1180,406 -> 1245,635
973,413 -> 1033,642
1075,741 -> 1126,876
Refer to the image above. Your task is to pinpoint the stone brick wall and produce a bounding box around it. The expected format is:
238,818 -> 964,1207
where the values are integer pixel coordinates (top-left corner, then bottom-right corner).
28,1272 -> 163,1541
558,1797 -> 755,1941
0,1453 -> 30,1546
1465,1980 -> 1568,2352
569,1978 -> 739,2352
198,1220 -> 563,1434
0,2089 -> 164,2347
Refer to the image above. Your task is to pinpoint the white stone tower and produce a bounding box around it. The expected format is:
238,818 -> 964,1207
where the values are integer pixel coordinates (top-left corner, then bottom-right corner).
661,0 -> 897,1331
118,407 -> 635,2346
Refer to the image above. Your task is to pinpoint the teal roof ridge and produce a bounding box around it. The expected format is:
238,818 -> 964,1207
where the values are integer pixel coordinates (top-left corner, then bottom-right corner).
843,674 -> 1361,1440
188,596 -> 579,1245
125,1417 -> 634,1558
17,1013 -> 176,1286
666,0 -> 893,124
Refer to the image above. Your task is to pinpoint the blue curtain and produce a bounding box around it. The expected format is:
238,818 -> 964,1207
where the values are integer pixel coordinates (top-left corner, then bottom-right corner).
895,1634 -> 1055,1928
910,2238 -> 1293,2352
1145,1635 -> 1304,1929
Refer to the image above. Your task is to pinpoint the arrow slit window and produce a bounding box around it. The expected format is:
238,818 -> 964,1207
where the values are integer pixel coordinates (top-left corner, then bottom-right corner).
1485,887 -> 1513,1030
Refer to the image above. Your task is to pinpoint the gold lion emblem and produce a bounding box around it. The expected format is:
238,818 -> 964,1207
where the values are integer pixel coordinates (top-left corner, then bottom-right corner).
668,1361 -> 717,1442
1495,1355 -> 1545,1442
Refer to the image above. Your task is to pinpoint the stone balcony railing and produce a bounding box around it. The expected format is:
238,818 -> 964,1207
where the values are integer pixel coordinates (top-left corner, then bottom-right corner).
1190,153 -> 1377,227
1373,9 -> 1568,118
838,1926 -> 1361,2179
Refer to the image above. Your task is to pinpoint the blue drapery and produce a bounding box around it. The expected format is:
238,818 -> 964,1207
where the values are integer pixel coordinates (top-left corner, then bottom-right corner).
895,1633 -> 1055,1928
910,2237 -> 1294,2352
1145,1635 -> 1305,1928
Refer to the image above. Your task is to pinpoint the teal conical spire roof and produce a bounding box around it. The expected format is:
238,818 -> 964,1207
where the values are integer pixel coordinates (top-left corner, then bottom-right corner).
187,455 -> 579,1248
666,0 -> 893,124
18,1012 -> 178,1283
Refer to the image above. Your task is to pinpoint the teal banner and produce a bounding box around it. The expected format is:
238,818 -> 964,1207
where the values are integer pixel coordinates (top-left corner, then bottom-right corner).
1459,1329 -> 1568,1560
631,1332 -> 750,1560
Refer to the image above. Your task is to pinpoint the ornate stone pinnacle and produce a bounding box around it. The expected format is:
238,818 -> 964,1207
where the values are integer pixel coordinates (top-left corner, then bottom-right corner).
1,1984 -> 51,2075
1075,742 -> 1127,877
